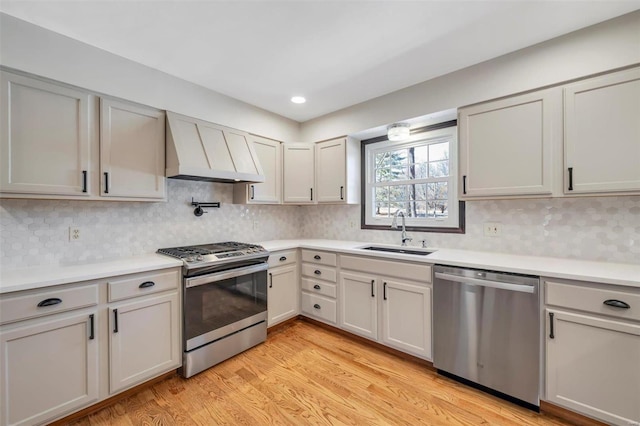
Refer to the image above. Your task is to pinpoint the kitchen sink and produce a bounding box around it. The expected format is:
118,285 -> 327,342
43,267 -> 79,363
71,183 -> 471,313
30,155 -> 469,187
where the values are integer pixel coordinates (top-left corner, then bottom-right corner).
360,246 -> 434,256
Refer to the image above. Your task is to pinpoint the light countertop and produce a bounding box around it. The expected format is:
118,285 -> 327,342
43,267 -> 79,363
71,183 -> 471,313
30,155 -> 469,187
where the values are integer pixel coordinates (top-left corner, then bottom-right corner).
1,240 -> 638,294
0,254 -> 183,294
259,239 -> 640,288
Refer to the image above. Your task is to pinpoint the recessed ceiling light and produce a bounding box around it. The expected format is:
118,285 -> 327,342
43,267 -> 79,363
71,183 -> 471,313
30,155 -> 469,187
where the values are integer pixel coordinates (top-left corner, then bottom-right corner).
291,96 -> 306,104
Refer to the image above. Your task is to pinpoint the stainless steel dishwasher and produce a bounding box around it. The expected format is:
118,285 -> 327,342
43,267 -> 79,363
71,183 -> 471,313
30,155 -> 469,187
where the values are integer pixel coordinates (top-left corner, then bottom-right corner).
433,265 -> 540,409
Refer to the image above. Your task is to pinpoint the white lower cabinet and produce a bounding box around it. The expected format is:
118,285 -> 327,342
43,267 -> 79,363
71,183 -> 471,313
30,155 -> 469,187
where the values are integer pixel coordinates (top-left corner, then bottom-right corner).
109,292 -> 180,394
267,265 -> 299,326
339,255 -> 432,360
0,310 -> 99,426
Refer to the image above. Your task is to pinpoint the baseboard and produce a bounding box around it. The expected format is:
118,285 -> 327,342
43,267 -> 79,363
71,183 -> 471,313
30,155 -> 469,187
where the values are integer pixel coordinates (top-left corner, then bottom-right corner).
539,401 -> 609,426
267,316 -> 301,335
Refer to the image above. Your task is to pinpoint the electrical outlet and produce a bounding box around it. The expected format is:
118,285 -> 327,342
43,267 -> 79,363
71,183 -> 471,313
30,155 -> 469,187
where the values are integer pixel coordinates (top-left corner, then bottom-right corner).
483,222 -> 502,237
349,220 -> 356,228
69,226 -> 81,242
253,220 -> 259,231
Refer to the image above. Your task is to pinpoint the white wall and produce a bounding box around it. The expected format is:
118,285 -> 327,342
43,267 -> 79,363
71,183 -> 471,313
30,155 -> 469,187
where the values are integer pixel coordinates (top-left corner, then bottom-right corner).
0,13 -> 300,143
300,10 -> 640,142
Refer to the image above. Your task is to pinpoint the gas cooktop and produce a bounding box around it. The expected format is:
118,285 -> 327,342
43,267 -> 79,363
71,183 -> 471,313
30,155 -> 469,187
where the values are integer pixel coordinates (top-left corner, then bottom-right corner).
157,241 -> 268,270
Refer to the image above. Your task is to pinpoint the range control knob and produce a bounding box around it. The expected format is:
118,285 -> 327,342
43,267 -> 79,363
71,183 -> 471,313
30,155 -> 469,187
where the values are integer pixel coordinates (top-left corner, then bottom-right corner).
196,255 -> 204,261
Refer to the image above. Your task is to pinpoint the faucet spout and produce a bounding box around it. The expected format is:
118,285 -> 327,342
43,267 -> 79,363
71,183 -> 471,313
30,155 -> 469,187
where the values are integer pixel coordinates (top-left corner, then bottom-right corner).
392,210 -> 412,246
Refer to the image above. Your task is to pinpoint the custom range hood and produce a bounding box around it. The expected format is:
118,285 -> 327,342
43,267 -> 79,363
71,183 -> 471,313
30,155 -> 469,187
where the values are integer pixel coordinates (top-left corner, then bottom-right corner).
166,111 -> 265,183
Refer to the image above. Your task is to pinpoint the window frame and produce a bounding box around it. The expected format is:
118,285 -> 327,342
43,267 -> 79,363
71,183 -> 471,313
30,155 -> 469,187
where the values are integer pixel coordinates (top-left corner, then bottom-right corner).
360,120 -> 465,234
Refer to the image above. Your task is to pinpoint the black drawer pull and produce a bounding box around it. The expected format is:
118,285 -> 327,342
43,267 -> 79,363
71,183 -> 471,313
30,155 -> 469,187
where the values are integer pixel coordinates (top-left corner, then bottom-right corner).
37,298 -> 62,307
340,186 -> 344,200
250,185 -> 255,200
113,309 -> 119,333
549,312 -> 555,339
89,314 -> 95,340
314,270 -> 321,275
383,282 -> 387,300
139,281 -> 155,289
269,273 -> 273,288
314,255 -> 321,260
462,175 -> 467,194
568,167 -> 573,191
604,299 -> 630,309
371,280 -> 375,298
313,304 -> 321,309
104,172 -> 110,194
313,284 -> 321,290
279,256 -> 287,261
310,188 -> 313,201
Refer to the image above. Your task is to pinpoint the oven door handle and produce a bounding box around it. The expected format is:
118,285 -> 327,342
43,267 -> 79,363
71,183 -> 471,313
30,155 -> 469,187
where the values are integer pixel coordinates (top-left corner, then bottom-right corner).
185,263 -> 268,288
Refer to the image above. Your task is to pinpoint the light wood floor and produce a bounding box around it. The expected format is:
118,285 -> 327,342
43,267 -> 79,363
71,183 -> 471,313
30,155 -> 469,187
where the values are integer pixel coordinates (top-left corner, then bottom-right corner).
67,320 -> 573,426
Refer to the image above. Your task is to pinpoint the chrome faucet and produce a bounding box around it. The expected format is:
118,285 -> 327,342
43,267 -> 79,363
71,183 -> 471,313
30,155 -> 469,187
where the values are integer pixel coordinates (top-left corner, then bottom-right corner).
391,210 -> 412,246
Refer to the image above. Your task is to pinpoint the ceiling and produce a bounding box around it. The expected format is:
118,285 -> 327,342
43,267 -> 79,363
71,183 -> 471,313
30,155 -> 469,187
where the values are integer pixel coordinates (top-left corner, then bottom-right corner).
1,1 -> 639,122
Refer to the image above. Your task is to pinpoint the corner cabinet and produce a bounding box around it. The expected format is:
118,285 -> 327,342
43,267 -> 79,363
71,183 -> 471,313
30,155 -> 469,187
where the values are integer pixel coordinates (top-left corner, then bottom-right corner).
458,88 -> 559,198
544,278 -> 640,425
564,67 -> 640,195
100,98 -> 166,200
0,70 -> 93,197
234,136 -> 282,204
0,70 -> 167,201
315,137 -> 360,204
283,143 -> 315,204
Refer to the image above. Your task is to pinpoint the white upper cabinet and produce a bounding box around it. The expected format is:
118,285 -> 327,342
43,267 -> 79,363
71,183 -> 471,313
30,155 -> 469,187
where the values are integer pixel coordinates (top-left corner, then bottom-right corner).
100,98 -> 166,200
283,143 -> 315,204
0,70 -> 92,196
564,67 -> 640,195
234,136 -> 282,204
458,88 -> 559,198
315,137 -> 360,204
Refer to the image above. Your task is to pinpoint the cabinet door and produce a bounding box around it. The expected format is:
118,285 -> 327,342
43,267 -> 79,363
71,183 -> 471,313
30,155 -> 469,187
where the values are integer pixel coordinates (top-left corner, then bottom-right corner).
100,98 -> 166,199
564,67 -> 640,194
267,265 -> 298,326
339,271 -> 377,340
283,143 -> 315,204
0,311 -> 98,426
458,88 -> 558,198
0,71 -> 92,196
109,292 -> 180,394
546,309 -> 640,425
316,138 -> 346,203
248,136 -> 282,203
381,279 -> 432,359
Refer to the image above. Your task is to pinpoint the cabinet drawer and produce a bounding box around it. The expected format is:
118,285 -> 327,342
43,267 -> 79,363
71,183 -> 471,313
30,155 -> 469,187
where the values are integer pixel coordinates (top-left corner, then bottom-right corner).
546,280 -> 640,322
301,264 -> 337,283
268,250 -> 297,268
340,255 -> 432,283
301,293 -> 336,324
0,284 -> 99,325
108,268 -> 180,302
301,278 -> 337,298
301,250 -> 337,266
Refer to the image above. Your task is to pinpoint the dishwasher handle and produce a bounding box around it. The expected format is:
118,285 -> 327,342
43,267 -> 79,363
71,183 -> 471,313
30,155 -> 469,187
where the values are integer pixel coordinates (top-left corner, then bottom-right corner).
435,272 -> 535,294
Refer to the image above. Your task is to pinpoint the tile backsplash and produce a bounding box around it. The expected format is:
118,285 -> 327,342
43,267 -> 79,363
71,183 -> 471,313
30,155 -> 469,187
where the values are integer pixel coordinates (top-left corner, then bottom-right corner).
1,180 -> 639,269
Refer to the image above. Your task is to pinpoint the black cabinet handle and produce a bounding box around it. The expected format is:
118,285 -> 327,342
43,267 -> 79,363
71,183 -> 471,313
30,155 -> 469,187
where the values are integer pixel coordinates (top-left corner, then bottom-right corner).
568,167 -> 573,191
37,298 -> 62,307
340,186 -> 344,200
314,270 -> 321,275
250,185 -> 255,200
313,304 -> 321,309
269,272 -> 273,288
113,309 -> 119,333
549,312 -> 555,339
604,299 -> 630,309
89,314 -> 95,340
310,188 -> 313,201
313,284 -> 321,290
314,255 -> 321,260
370,280 -> 375,298
104,172 -> 110,194
462,175 -> 467,195
383,282 -> 387,300
139,281 -> 155,289
279,256 -> 287,261
82,170 -> 87,193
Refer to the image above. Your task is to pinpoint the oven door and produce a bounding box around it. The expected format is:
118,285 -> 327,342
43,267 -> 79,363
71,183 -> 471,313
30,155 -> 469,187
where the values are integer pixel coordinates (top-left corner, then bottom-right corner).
184,263 -> 267,351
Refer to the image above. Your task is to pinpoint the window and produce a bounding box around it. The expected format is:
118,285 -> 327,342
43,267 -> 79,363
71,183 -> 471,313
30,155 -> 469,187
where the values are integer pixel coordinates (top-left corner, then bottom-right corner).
361,122 -> 464,233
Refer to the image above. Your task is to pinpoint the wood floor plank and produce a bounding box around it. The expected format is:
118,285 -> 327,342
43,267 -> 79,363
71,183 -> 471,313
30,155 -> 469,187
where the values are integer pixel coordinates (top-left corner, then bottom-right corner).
64,320 -> 576,426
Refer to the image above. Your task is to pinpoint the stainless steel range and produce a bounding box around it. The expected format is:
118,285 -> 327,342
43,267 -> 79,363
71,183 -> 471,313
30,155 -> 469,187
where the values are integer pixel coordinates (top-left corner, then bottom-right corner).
157,242 -> 269,378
